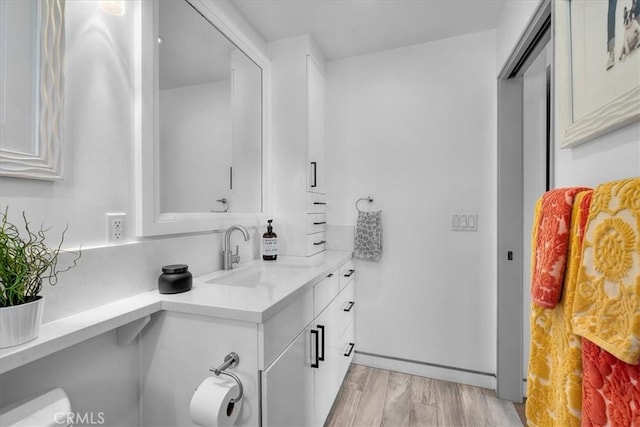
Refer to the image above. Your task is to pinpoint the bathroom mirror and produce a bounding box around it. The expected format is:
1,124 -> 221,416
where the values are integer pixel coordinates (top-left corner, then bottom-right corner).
0,0 -> 65,180
136,0 -> 268,236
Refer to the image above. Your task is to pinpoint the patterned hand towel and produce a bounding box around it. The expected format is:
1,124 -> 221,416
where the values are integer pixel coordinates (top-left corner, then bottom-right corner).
531,187 -> 591,308
354,210 -> 382,261
581,338 -> 640,427
526,190 -> 592,427
572,177 -> 640,365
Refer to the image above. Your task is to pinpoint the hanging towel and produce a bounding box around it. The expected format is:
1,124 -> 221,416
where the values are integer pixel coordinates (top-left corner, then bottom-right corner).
354,210 -> 382,261
526,190 -> 592,427
572,177 -> 640,365
531,187 -> 592,308
581,338 -> 640,427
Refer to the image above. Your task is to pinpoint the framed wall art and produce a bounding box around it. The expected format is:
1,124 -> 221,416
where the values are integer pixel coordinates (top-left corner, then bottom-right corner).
555,0 -> 640,148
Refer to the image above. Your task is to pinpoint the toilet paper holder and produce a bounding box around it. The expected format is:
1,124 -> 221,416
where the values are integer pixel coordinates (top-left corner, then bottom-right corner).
209,352 -> 243,404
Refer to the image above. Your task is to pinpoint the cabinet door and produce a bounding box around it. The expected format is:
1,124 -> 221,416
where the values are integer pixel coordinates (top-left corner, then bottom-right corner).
262,327 -> 315,427
306,55 -> 325,194
313,296 -> 347,426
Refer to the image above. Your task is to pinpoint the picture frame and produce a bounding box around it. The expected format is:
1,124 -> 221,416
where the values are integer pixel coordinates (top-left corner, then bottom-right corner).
0,0 -> 64,180
555,0 -> 640,148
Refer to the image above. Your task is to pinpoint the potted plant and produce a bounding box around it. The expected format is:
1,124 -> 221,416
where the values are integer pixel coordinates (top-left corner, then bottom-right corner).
0,209 -> 80,348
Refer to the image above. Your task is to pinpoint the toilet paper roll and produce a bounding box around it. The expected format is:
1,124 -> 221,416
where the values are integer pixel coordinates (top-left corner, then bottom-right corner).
190,376 -> 241,427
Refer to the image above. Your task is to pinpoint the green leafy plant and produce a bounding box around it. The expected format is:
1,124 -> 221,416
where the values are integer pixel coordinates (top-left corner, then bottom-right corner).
0,208 -> 81,307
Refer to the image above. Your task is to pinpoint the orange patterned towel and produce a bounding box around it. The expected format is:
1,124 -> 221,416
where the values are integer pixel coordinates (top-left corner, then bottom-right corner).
581,338 -> 640,427
526,190 -> 592,427
572,177 -> 640,365
531,187 -> 591,308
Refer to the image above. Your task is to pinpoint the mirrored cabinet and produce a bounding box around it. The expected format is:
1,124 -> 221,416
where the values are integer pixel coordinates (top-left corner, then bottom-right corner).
135,0 -> 268,236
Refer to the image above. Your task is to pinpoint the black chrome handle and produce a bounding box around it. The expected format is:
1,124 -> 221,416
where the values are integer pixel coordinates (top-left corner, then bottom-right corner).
318,325 -> 325,361
310,162 -> 317,188
310,329 -> 319,368
313,240 -> 326,246
344,343 -> 355,357
313,221 -> 326,225
313,202 -> 327,205
343,269 -> 355,278
343,301 -> 355,312
327,273 -> 334,278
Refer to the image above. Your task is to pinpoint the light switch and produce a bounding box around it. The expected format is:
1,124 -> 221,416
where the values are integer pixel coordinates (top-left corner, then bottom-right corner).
451,214 -> 460,231
468,214 -> 477,231
460,215 -> 467,229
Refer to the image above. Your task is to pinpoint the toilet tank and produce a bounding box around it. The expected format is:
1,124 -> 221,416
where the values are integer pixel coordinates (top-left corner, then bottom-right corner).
0,388 -> 72,427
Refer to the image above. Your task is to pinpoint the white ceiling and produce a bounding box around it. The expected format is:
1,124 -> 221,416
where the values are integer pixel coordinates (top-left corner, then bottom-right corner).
231,0 -> 507,60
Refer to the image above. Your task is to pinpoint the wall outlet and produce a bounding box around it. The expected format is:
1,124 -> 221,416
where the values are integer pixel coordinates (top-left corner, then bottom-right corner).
107,213 -> 126,243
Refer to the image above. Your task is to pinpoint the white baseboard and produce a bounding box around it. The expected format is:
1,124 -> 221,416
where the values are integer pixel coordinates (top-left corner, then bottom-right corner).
353,351 -> 496,390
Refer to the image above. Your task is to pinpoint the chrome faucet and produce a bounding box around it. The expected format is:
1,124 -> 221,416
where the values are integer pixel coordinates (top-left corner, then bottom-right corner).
222,225 -> 251,270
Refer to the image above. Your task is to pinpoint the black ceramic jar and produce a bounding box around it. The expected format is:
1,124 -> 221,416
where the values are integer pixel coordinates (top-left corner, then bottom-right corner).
158,264 -> 192,294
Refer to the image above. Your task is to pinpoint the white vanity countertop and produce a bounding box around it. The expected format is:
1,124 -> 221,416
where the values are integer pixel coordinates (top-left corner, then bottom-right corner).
0,250 -> 352,374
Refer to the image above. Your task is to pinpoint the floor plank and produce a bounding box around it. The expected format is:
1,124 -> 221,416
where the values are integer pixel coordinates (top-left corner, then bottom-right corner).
325,386 -> 362,427
350,367 -> 390,426
457,384 -> 493,427
381,372 -> 412,427
325,364 -> 523,427
482,388 -> 524,427
433,379 -> 466,427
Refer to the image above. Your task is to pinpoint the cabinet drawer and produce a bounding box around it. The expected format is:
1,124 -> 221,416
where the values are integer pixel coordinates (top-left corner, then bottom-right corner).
306,232 -> 326,256
306,192 -> 327,213
339,259 -> 355,290
306,213 -> 327,234
337,280 -> 355,338
313,270 -> 339,317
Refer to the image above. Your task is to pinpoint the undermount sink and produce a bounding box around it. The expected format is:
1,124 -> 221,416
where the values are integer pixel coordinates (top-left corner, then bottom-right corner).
204,263 -> 310,288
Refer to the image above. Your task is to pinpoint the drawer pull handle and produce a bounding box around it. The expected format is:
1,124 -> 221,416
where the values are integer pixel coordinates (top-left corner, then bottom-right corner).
313,202 -> 327,205
311,329 -> 319,368
310,162 -> 317,188
313,240 -> 326,246
344,343 -> 355,357
343,269 -> 355,278
327,273 -> 334,278
343,301 -> 355,312
313,221 -> 326,225
318,325 -> 325,361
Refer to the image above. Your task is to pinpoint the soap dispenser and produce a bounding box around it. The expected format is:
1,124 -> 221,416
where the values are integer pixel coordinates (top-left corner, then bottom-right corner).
262,219 -> 278,260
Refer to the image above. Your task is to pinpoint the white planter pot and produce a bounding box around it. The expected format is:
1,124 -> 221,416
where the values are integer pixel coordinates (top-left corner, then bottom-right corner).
0,296 -> 45,348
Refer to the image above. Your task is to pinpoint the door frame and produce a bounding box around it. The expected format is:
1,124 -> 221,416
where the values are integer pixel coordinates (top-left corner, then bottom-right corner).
496,0 -> 551,402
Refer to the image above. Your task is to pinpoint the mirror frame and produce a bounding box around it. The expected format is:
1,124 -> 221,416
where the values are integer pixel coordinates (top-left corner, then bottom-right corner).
0,0 -> 65,180
135,0 -> 270,236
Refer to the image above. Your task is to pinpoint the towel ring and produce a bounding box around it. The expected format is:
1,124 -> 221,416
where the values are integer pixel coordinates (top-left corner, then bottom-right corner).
356,197 -> 373,212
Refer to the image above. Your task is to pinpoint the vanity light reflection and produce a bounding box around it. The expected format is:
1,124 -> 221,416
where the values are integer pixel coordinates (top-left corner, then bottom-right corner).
98,1 -> 125,16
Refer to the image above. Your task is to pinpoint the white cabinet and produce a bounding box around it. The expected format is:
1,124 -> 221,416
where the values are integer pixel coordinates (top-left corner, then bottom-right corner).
270,35 -> 327,256
306,55 -> 326,194
261,259 -> 356,427
262,327 -> 315,427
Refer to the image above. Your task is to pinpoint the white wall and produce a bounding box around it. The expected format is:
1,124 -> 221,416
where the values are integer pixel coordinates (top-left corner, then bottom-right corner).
0,0 -> 266,417
326,30 -> 498,380
495,0 -> 540,73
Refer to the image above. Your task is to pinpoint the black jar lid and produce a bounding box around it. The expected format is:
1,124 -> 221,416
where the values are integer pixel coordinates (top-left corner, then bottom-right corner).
162,264 -> 189,274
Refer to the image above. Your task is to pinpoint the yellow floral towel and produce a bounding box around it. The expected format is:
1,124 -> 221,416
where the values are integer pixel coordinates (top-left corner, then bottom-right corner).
526,190 -> 592,427
572,177 -> 640,365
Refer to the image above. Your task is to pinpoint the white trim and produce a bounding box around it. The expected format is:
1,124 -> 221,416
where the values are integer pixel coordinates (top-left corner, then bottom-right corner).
353,352 -> 496,390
